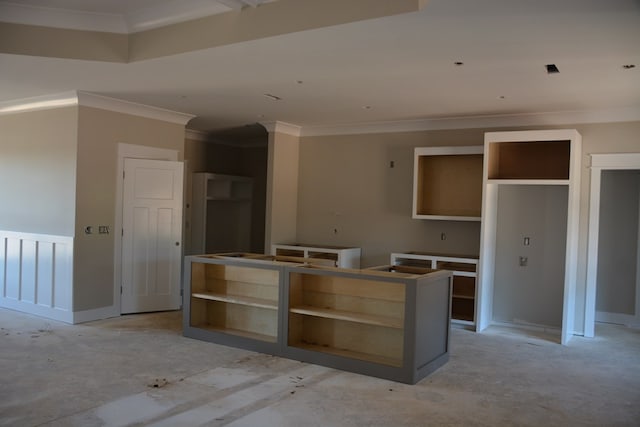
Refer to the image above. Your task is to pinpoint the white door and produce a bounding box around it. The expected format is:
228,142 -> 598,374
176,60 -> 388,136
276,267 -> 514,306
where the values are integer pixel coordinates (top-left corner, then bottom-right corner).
121,158 -> 184,314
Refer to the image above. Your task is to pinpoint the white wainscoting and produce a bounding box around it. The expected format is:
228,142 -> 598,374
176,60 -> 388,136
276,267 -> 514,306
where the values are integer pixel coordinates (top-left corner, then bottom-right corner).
0,231 -> 74,323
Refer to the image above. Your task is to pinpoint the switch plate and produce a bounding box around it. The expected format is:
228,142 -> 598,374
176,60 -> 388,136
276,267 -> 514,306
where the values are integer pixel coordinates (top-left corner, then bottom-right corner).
519,256 -> 528,267
98,226 -> 110,234
524,237 -> 530,246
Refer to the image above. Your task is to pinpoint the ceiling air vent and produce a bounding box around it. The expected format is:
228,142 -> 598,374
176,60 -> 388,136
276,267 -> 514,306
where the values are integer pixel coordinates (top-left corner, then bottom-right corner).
546,64 -> 560,74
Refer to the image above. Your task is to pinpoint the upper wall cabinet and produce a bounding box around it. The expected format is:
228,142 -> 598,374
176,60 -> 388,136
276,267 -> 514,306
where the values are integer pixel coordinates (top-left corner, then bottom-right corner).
412,146 -> 484,221
486,139 -> 571,182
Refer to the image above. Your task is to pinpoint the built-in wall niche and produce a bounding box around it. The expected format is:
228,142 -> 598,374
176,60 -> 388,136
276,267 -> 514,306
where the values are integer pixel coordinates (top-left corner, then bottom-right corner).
478,129 -> 582,345
413,146 -> 484,221
487,140 -> 571,180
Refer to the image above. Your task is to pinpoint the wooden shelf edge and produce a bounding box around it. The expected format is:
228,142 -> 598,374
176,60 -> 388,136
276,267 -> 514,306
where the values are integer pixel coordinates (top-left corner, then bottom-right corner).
290,305 -> 403,329
412,214 -> 481,222
192,292 -> 278,310
452,294 -> 475,300
487,179 -> 569,186
291,342 -> 402,367
191,324 -> 278,343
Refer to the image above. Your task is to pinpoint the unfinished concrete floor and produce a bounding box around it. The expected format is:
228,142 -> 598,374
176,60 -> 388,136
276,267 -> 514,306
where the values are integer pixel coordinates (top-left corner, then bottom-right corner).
1,308 -> 638,427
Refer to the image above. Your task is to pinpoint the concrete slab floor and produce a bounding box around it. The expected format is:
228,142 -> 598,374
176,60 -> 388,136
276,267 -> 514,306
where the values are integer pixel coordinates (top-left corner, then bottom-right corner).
1,308 -> 638,426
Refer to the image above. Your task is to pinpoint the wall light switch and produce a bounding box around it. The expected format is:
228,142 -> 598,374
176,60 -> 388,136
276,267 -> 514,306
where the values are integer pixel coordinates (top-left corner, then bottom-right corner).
524,237 -> 530,246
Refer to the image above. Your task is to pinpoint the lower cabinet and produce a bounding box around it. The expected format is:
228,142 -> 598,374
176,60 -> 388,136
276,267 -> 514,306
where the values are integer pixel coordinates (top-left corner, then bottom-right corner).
183,254 -> 452,384
391,252 -> 479,327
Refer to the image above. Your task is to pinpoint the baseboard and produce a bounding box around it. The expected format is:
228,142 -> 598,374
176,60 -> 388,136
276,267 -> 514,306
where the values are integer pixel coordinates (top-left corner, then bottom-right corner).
0,298 -> 73,323
596,311 -> 640,328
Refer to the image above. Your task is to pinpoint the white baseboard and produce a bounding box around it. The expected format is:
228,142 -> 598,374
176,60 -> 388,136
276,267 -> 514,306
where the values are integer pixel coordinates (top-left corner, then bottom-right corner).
596,311 -> 640,328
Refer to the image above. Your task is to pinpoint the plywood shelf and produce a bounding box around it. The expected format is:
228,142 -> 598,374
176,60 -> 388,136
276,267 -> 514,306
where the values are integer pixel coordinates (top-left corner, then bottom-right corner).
192,324 -> 277,343
192,292 -> 277,310
291,342 -> 403,368
487,140 -> 570,180
271,243 -> 361,269
289,305 -> 403,329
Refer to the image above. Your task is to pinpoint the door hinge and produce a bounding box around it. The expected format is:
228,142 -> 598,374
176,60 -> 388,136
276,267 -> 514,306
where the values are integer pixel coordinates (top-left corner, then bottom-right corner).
120,286 -> 123,294
180,289 -> 183,297
123,170 -> 125,179
121,228 -> 124,237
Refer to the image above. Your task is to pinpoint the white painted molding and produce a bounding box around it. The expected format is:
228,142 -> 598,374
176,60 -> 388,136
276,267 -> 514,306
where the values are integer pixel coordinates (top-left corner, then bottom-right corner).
591,153 -> 640,169
126,1 -> 230,33
299,106 -> 640,137
0,91 -> 78,115
596,311 -> 640,329
77,92 -> 195,125
261,121 -> 302,137
0,91 -> 195,125
0,1 -> 128,33
185,129 -> 210,142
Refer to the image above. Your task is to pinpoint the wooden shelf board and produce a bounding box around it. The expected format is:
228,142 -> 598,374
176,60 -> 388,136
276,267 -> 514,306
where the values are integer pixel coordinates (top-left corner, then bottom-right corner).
289,305 -> 403,329
452,294 -> 475,300
412,214 -> 481,222
452,313 -> 474,322
193,325 -> 277,342
291,342 -> 402,367
487,179 -> 569,186
192,292 -> 278,310
451,318 -> 475,326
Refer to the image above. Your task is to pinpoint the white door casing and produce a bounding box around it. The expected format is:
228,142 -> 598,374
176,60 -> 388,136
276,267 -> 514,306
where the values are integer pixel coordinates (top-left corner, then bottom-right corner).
585,153 -> 640,336
121,158 -> 184,314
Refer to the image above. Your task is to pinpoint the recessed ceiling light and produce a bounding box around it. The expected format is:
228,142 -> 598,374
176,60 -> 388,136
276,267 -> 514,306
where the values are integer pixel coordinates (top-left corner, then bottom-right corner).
546,64 -> 560,74
498,95 -> 506,99
362,105 -> 372,110
622,64 -> 636,69
263,93 -> 282,101
296,80 -> 304,84
454,61 -> 464,66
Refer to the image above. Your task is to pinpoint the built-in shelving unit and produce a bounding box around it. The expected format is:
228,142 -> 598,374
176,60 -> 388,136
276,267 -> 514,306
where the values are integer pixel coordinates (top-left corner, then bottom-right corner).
391,252 -> 478,326
184,255 -> 284,352
183,255 -> 452,384
478,130 -> 582,345
190,173 -> 253,255
413,146 -> 484,221
271,243 -> 361,268
284,265 -> 451,382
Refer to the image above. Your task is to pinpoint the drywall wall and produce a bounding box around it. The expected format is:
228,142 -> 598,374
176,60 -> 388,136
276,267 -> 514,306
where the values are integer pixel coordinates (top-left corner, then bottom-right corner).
596,170 -> 639,316
240,145 -> 268,253
297,130 -> 484,267
74,106 -> 185,312
0,107 -> 78,236
265,131 -> 300,251
296,121 -> 640,335
492,185 -> 568,328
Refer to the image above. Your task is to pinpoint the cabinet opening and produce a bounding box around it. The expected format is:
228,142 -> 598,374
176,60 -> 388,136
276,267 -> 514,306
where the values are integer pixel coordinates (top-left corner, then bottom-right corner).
451,298 -> 474,322
416,154 -> 483,217
452,276 -> 475,299
487,140 -> 570,180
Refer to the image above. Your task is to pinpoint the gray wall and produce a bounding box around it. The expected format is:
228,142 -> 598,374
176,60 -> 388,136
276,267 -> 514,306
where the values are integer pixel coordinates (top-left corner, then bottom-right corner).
493,185 -> 568,327
0,107 -> 78,236
596,170 -> 640,315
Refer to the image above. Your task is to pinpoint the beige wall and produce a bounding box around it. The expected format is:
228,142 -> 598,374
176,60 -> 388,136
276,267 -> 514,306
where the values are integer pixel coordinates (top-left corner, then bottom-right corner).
296,120 -> 640,334
74,106 -> 185,311
0,107 -> 78,236
266,131 -> 300,251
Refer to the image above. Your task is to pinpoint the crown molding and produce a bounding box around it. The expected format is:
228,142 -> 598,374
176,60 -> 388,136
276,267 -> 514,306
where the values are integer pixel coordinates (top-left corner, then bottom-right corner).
0,91 -> 78,114
298,107 -> 640,137
0,91 -> 195,125
260,120 -> 302,137
76,91 -> 194,125
185,129 -> 209,142
0,1 -> 128,33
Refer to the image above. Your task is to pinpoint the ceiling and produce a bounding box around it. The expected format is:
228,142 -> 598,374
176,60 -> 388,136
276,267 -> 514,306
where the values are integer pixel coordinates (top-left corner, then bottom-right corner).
0,0 -> 639,136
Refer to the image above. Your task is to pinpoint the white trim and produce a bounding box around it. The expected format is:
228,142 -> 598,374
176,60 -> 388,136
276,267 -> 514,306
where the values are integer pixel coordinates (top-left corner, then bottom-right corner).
72,305 -> 119,324
261,121 -> 302,137
596,311 -> 640,329
0,231 -> 74,324
0,91 -> 78,115
77,92 -> 194,125
114,144 -> 179,316
0,1 -> 128,33
299,107 -> 640,137
185,129 -> 209,142
0,91 -> 195,125
585,153 -> 640,338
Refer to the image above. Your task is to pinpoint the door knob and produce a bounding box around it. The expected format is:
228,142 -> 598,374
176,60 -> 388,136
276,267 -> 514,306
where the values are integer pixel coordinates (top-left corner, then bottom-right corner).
175,242 -> 180,246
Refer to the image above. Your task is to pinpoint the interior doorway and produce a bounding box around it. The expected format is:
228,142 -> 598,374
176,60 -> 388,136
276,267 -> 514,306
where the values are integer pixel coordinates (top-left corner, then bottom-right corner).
585,153 -> 640,336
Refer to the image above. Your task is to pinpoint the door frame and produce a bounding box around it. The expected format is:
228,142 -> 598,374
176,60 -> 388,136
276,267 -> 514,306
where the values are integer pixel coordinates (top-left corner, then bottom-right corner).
585,153 -> 640,337
114,143 -> 179,315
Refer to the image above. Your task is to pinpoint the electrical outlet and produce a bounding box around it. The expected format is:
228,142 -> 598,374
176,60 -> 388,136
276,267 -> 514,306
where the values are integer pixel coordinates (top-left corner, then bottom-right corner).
519,256 -> 528,267
98,226 -> 110,234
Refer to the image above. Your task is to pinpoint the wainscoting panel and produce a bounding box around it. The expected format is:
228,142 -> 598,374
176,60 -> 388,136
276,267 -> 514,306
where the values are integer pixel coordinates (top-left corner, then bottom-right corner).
0,231 -> 74,323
